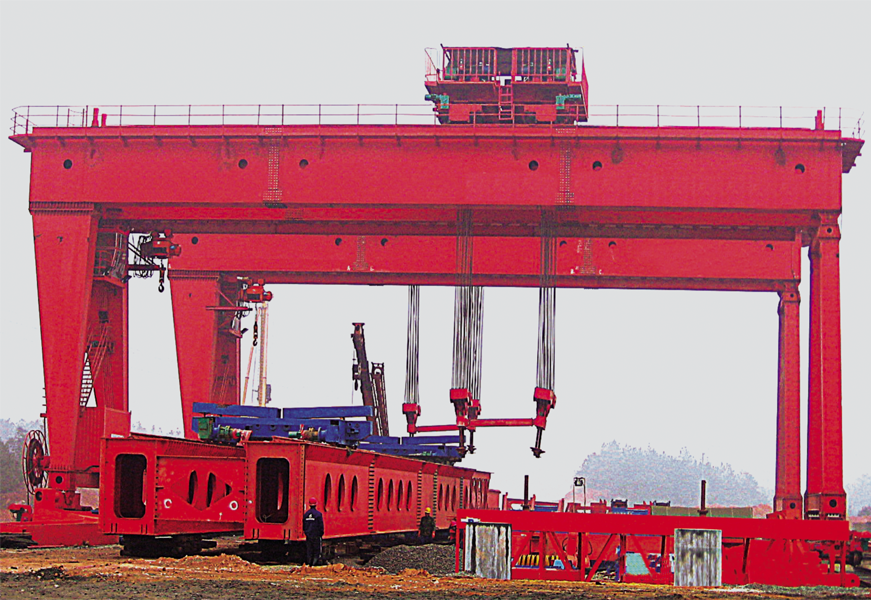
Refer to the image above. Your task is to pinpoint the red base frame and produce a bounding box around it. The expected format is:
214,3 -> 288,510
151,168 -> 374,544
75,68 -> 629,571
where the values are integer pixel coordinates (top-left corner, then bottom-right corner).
456,509 -> 860,587
1,490 -> 118,547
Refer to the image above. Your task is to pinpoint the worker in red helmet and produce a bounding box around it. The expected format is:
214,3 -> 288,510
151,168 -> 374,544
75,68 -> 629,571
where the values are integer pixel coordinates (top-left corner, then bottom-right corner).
303,497 -> 324,566
418,507 -> 436,543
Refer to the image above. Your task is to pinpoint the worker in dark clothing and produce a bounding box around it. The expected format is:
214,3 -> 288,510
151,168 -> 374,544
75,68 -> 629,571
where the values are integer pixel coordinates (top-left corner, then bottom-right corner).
302,497 -> 324,566
418,507 -> 436,543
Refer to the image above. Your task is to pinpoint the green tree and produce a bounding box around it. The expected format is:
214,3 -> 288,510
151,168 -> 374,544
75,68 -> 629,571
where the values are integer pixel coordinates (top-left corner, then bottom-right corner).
0,427 -> 27,494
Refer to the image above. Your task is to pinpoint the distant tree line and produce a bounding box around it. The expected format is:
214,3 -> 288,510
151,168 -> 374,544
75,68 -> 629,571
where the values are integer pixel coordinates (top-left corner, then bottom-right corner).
131,421 -> 183,438
577,441 -> 767,507
0,419 -> 40,441
848,474 -> 871,517
0,427 -> 28,511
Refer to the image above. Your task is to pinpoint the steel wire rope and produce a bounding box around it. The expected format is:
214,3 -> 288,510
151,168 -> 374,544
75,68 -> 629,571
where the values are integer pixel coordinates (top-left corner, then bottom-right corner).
451,210 -> 475,390
470,285 -> 485,400
404,285 -> 421,406
536,211 -> 557,391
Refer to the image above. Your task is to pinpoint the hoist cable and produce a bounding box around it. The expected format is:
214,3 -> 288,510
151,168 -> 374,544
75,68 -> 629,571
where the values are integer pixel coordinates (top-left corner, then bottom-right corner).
404,285 -> 420,406
451,210 -> 475,390
536,212 -> 557,391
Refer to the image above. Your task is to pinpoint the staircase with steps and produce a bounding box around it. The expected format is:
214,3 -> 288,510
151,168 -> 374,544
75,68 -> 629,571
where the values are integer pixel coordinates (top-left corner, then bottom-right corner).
79,323 -> 111,408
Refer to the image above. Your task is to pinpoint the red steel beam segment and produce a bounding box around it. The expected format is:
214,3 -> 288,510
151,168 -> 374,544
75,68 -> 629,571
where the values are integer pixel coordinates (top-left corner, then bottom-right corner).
458,508 -> 853,541
169,272 -> 242,439
103,207 -> 816,235
169,234 -> 801,292
15,126 -> 847,213
31,203 -> 100,490
805,216 -> 846,519
99,435 -> 246,537
774,285 -> 802,516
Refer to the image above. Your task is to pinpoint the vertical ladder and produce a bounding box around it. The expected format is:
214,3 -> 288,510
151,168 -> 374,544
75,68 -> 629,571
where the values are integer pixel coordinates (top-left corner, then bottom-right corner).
416,468 -> 423,518
498,85 -> 514,122
367,460 -> 375,531
433,471 -> 439,518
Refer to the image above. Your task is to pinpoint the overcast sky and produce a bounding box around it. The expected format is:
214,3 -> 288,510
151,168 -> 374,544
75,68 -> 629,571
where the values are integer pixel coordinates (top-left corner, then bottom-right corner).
1,1 -> 868,506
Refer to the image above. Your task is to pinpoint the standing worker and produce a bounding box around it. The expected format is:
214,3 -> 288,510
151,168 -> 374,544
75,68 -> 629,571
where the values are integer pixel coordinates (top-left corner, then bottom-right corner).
303,497 -> 324,566
418,507 -> 436,543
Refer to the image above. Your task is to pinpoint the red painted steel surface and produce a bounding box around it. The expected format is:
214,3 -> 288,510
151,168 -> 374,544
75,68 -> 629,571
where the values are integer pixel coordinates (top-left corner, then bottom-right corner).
9,113 -> 863,554
100,434 -> 247,537
4,488 -> 118,547
101,434 -> 490,541
457,509 -> 859,586
167,234 -> 802,291
774,287 -> 802,516
1,509 -> 117,548
805,216 -> 846,519
15,125 -> 847,213
245,438 -> 488,541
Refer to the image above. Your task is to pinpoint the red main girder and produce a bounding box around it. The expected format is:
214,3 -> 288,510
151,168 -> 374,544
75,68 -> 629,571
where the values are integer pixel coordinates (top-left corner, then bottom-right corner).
13,120 -> 862,521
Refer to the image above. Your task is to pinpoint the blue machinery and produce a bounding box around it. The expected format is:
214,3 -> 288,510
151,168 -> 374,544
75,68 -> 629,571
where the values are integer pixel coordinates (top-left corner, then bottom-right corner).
193,402 -> 463,461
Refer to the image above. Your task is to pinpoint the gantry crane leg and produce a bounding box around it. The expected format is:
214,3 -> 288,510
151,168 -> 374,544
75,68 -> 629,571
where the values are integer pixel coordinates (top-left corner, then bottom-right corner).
805,215 -> 846,519
169,271 -> 244,438
774,284 -> 801,516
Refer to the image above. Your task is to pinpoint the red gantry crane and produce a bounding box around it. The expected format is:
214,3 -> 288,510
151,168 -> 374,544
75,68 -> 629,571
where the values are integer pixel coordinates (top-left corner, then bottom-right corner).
1,45 -> 865,586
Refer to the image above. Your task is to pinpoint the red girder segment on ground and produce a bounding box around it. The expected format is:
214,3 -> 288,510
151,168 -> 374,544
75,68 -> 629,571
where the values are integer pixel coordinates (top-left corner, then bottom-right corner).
100,435 -> 490,540
12,122 -> 862,522
456,508 -> 859,586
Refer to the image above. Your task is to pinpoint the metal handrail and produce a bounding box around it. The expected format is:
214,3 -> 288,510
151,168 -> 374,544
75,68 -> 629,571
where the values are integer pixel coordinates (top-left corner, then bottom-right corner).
9,104 -> 863,138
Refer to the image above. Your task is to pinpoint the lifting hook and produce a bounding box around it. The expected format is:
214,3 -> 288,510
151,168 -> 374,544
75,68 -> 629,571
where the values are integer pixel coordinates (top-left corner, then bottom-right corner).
530,387 -> 556,458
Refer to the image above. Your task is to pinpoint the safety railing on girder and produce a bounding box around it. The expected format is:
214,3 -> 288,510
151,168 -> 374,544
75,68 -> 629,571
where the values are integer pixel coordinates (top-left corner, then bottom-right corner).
9,104 -> 863,138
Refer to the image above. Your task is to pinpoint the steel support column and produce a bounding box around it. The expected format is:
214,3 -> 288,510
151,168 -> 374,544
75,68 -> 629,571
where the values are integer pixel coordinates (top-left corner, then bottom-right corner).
31,203 -> 99,490
169,271 -> 243,438
774,286 -> 801,516
805,215 -> 845,519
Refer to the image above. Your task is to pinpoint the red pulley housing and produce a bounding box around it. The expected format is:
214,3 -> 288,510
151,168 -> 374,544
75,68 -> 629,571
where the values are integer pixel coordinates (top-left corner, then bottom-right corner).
243,279 -> 273,303
140,232 -> 182,260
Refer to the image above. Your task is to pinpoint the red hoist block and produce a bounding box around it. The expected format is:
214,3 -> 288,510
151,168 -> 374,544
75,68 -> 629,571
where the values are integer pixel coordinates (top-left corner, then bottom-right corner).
402,403 -> 421,434
242,279 -> 273,303
531,387 -> 557,458
449,388 -> 472,427
140,232 -> 182,261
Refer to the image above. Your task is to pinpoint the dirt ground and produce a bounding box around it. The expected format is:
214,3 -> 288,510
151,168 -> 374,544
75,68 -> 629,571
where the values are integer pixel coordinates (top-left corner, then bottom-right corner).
1,540 -> 868,600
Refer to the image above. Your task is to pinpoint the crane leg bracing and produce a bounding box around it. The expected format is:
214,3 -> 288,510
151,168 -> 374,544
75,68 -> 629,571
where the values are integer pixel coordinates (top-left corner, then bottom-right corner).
8,117 -> 862,577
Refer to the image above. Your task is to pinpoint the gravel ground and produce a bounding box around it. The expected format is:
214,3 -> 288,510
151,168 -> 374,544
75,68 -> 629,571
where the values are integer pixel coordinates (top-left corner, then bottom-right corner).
365,544 -> 456,575
2,543 -> 868,600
